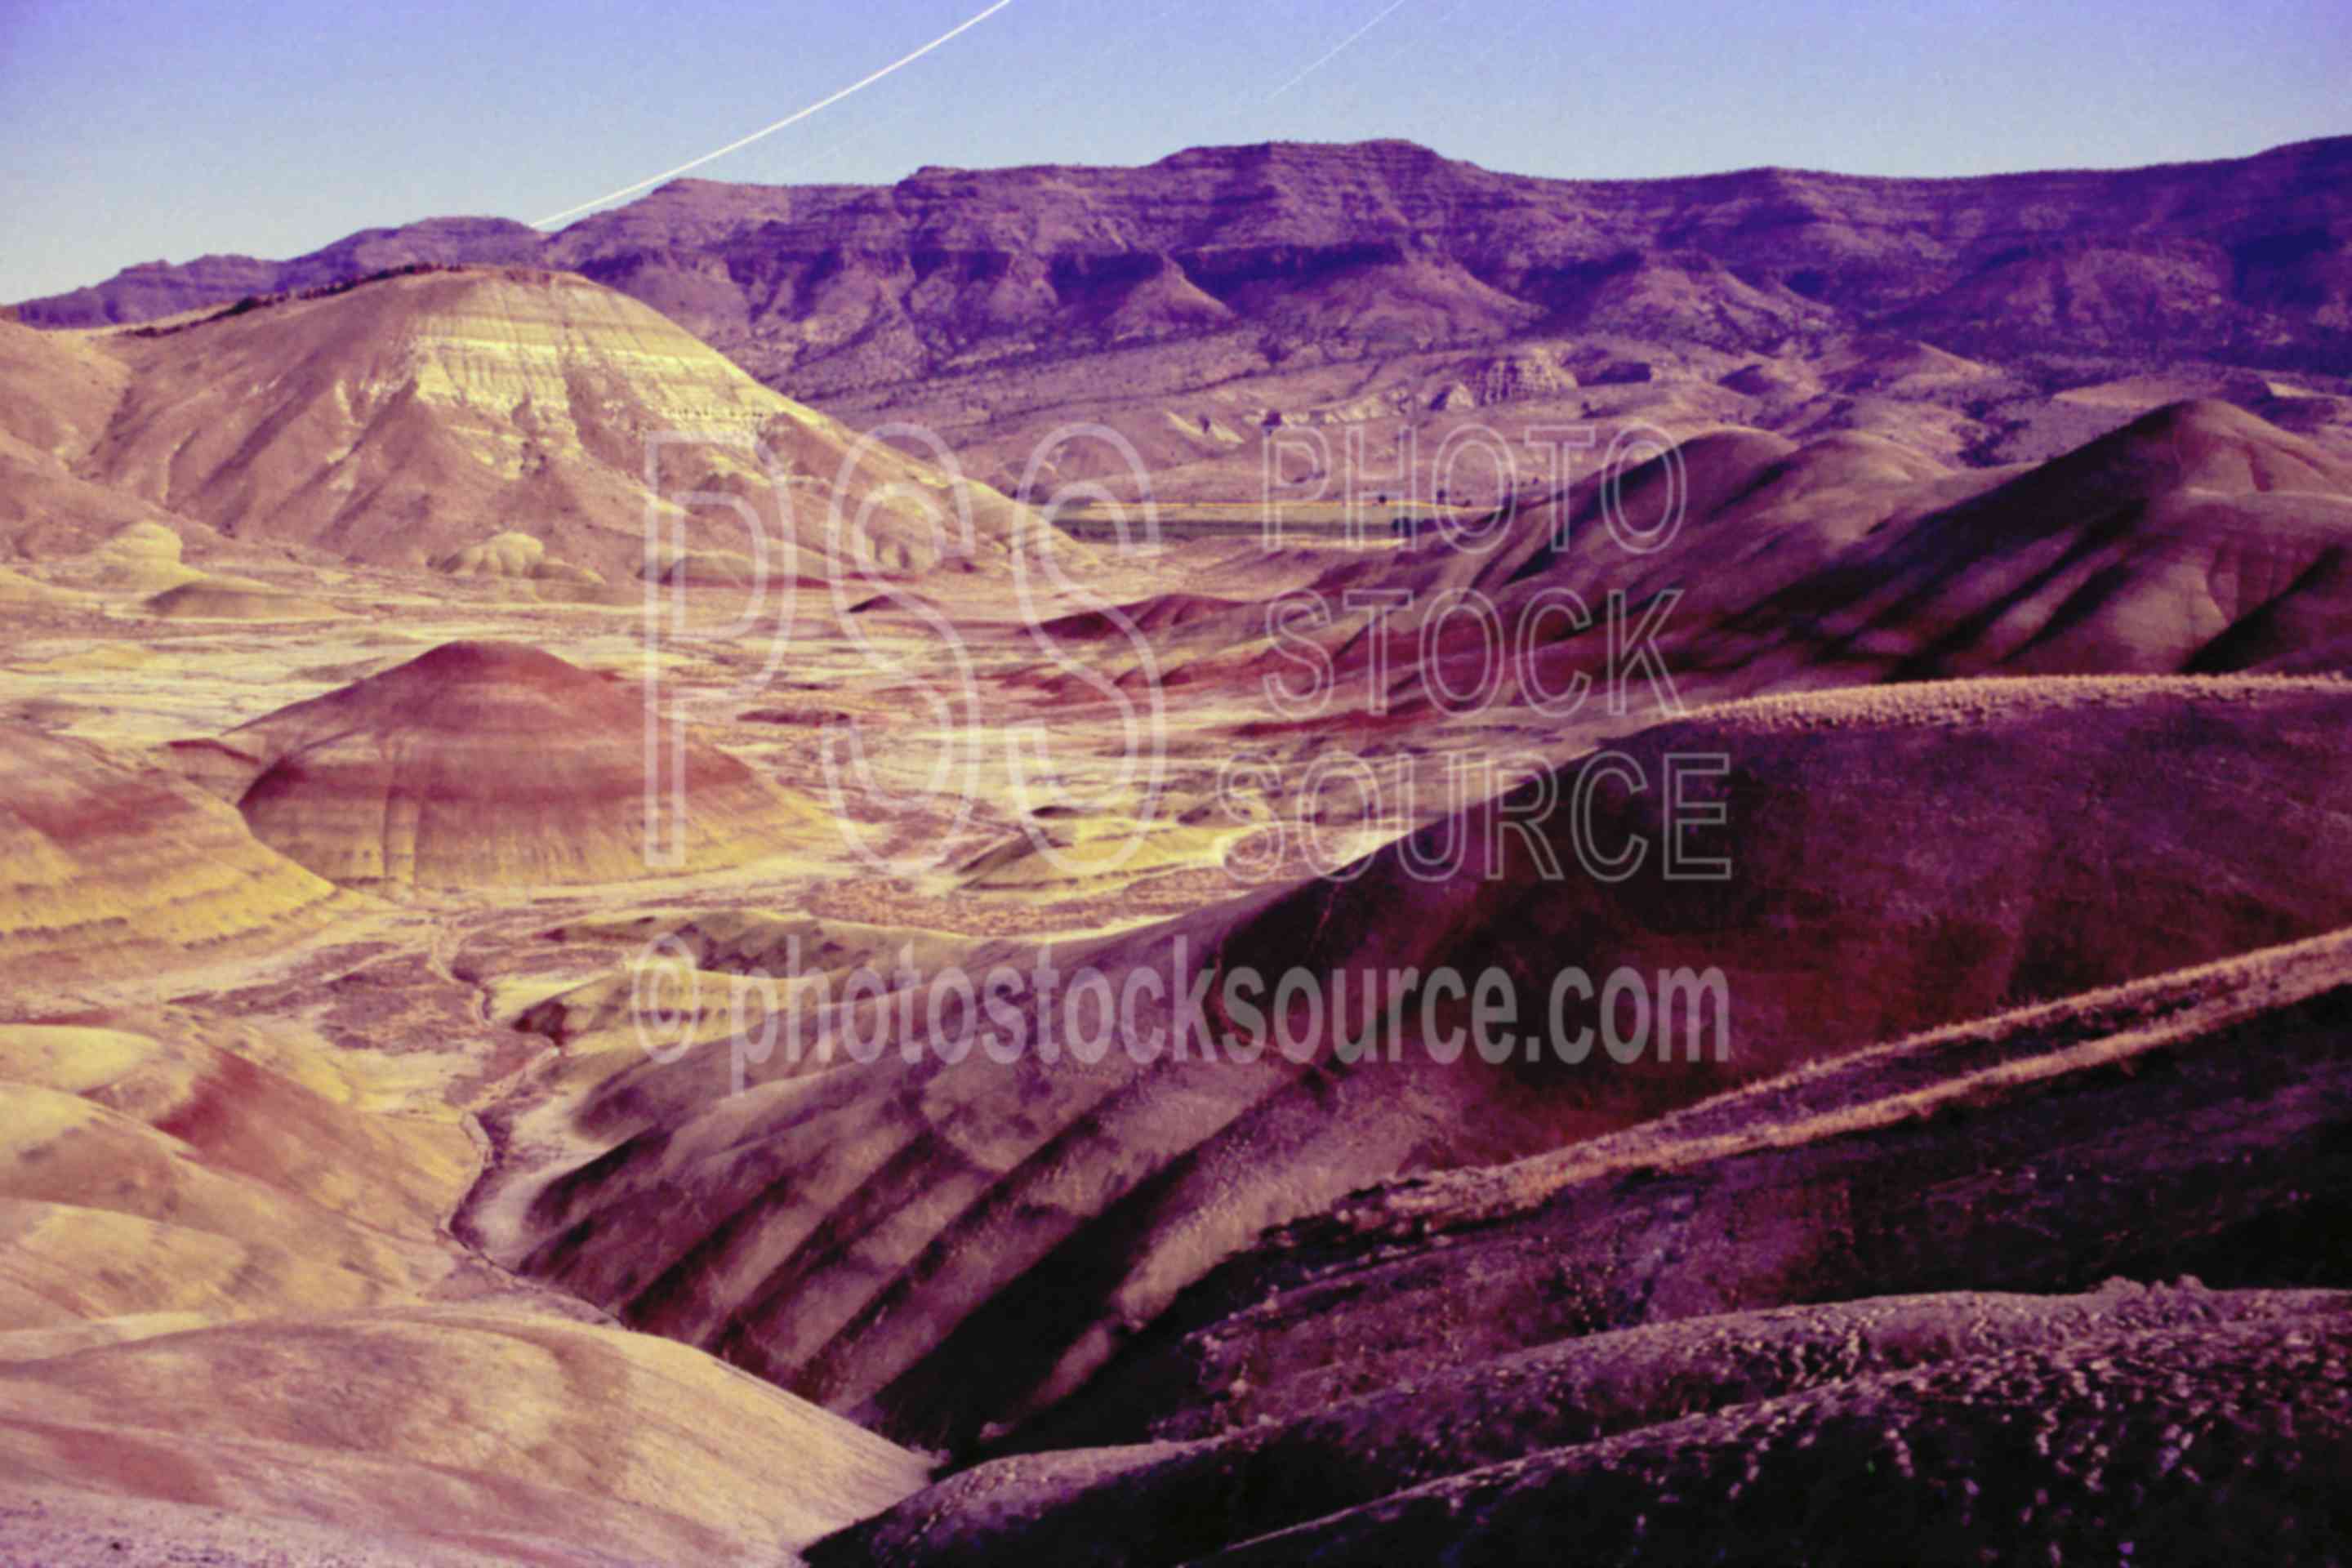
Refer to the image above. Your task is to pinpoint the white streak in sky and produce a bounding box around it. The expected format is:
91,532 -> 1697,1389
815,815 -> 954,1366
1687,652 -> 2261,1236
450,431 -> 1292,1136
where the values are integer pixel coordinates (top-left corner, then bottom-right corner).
1268,0 -> 1413,99
533,0 -> 1014,229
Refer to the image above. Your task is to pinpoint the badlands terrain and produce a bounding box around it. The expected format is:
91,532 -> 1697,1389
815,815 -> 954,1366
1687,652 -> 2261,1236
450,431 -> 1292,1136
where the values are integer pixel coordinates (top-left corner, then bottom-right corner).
1,137 -> 2350,1564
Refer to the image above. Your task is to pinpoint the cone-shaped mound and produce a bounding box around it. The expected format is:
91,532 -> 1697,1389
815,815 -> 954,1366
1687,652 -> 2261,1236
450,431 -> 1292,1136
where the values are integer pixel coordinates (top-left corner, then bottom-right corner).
0,727 -> 349,1003
87,266 -> 1052,580
140,576 -> 342,620
44,519 -> 205,593
430,528 -> 604,585
229,640 -> 808,888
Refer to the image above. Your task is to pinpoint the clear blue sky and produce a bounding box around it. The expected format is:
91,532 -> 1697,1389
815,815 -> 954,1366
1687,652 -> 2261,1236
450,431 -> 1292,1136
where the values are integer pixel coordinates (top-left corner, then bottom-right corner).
3,0 -> 2344,303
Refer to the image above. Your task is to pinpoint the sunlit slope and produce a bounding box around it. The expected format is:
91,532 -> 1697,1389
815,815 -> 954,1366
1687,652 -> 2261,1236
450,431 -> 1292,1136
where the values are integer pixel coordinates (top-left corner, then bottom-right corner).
86,266 -> 1048,579
220,640 -> 817,889
0,1307 -> 929,1565
0,727 -> 354,1007
0,1017 -> 467,1328
0,1009 -> 930,1561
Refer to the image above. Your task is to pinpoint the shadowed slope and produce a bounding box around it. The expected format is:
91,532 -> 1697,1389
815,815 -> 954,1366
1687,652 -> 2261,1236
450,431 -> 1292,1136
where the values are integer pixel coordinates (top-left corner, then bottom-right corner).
1215,400 -> 2352,715
893,928 -> 2352,1565
1714,399 -> 2352,680
225,641 -> 811,889
816,1284 -> 2352,1568
1193,1307 -> 2352,1566
466,677 -> 2352,1452
1041,922 -> 2352,1448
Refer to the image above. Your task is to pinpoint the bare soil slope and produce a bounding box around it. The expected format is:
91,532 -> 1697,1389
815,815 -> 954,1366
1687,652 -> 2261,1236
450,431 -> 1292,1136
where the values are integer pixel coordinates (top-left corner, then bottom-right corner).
0,726 -> 354,1003
466,677 -> 2352,1454
219,640 -> 815,889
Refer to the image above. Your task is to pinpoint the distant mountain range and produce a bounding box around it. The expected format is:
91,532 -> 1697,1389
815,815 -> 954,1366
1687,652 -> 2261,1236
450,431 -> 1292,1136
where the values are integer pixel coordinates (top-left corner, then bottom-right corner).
23,137 -> 2352,389
19,139 -> 2352,503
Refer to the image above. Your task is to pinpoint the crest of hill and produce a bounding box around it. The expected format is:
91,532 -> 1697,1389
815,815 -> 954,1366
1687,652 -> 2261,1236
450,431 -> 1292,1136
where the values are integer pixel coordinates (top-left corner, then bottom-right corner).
1024,919 -> 2352,1497
2011,394 -> 2352,498
1459,399 -> 2342,608
78,265 -> 1046,581
1207,675 -> 2352,1088
0,316 -> 127,459
1708,399 -> 2352,679
1260,400 -> 2352,711
13,216 -> 544,327
220,640 -> 813,889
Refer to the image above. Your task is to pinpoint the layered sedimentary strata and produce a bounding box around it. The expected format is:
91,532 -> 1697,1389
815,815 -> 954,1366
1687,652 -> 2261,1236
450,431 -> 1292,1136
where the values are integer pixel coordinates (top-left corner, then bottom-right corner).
224,640 -> 811,889
0,727 -> 350,1002
468,678 -> 2352,1453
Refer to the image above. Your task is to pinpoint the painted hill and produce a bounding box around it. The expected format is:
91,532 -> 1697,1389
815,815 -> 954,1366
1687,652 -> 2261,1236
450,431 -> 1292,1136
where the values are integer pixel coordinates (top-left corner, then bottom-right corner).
0,727 -> 352,1007
0,1307 -> 928,1565
215,641 -> 813,889
906,921 -> 2352,1566
1708,398 -> 2352,681
461,676 -> 2352,1454
16,265 -> 1049,584
1044,918 -> 2352,1444
1173,398 -> 2352,717
0,1015 -> 470,1327
0,1008 -> 931,1563
802,917 -> 2352,1564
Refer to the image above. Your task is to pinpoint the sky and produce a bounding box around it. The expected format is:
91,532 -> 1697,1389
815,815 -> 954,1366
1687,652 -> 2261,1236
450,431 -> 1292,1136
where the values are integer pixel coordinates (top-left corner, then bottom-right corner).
2,0 -> 2345,303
